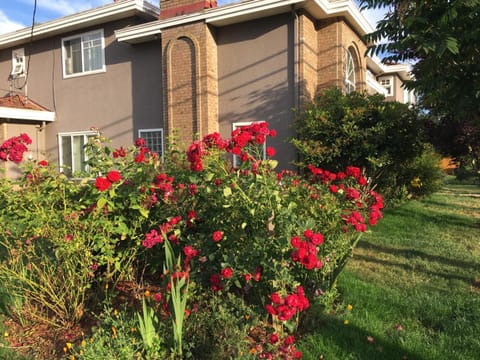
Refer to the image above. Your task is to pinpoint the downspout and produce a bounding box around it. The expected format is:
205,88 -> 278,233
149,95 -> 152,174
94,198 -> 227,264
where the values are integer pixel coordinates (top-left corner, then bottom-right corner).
292,5 -> 300,110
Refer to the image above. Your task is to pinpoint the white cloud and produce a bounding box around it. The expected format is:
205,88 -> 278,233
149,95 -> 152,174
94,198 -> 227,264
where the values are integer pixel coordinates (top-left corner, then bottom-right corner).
0,10 -> 25,34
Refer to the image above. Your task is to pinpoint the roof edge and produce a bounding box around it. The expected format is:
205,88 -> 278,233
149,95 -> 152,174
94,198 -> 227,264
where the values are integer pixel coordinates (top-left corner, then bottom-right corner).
117,0 -> 373,44
0,0 -> 159,49
0,107 -> 55,122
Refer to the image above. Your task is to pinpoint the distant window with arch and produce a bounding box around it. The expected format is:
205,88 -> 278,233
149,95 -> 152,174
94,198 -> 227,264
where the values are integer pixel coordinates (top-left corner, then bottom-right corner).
345,49 -> 356,94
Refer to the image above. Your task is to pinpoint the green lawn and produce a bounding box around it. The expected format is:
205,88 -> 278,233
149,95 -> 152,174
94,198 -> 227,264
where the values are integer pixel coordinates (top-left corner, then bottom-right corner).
299,185 -> 480,360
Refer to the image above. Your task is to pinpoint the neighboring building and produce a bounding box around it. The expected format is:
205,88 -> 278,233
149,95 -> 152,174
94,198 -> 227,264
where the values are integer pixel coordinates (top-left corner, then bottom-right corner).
0,0 -> 414,178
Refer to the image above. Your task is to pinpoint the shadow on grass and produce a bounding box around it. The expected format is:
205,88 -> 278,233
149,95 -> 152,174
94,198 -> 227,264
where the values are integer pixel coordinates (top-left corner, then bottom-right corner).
392,206 -> 479,230
300,316 -> 424,360
353,253 -> 477,287
357,240 -> 479,273
421,198 -> 480,214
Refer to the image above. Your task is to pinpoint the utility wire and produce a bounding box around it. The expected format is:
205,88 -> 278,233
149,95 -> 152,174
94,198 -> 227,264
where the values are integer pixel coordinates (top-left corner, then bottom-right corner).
17,0 -> 38,91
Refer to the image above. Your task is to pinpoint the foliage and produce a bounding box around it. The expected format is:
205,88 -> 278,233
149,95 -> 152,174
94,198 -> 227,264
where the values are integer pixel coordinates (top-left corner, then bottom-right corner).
67,305 -> 148,360
0,125 -> 383,358
361,0 -> 480,173
291,88 -> 438,200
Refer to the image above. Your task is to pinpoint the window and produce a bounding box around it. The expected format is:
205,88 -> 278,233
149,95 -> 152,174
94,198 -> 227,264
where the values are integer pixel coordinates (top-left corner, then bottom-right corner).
345,49 -> 356,94
11,48 -> 25,77
58,131 -> 98,176
62,30 -> 105,77
380,77 -> 393,96
232,122 -> 266,168
138,128 -> 164,161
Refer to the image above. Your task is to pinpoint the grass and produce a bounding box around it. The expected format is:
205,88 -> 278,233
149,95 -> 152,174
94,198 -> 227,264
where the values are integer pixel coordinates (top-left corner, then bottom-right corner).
299,184 -> 480,359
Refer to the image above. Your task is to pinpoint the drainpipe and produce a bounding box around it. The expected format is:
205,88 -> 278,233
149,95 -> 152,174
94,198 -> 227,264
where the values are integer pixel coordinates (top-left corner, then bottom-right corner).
292,5 -> 300,110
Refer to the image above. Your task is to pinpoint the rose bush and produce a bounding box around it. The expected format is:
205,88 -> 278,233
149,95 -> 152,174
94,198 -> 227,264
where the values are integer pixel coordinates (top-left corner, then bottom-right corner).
0,123 -> 382,358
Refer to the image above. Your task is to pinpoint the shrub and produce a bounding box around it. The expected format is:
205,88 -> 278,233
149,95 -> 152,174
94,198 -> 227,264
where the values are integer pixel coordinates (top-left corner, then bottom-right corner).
291,88 -> 433,201
0,124 -> 383,358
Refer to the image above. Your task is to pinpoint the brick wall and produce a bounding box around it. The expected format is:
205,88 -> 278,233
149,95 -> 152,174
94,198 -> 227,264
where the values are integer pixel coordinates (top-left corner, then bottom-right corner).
159,0 -> 217,19
316,18 -> 367,94
162,21 -> 218,147
298,12 -> 318,103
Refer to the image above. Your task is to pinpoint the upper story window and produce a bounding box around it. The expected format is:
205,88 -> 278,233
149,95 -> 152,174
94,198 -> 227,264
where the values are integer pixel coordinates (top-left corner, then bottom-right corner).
11,48 -> 26,78
138,128 -> 164,161
345,49 -> 356,94
62,30 -> 105,78
380,77 -> 393,96
58,130 -> 98,177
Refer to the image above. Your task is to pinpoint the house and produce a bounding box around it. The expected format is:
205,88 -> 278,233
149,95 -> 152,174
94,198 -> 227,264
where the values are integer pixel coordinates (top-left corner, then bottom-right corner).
0,0 -> 414,178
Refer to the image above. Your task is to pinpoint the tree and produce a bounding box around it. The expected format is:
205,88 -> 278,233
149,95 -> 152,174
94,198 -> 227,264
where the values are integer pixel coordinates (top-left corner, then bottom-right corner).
361,0 -> 480,171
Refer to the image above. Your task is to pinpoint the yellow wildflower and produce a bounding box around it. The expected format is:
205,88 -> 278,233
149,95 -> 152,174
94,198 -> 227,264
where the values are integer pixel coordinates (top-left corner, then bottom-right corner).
344,319 -> 349,325
66,342 -> 73,349
144,290 -> 151,298
347,304 -> 353,311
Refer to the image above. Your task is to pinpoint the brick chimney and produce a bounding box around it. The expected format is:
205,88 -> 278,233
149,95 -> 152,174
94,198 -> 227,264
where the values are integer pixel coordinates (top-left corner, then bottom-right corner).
159,0 -> 217,19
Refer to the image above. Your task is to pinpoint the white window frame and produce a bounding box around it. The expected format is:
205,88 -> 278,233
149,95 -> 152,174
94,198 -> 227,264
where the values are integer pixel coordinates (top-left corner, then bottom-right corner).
58,130 -> 98,176
138,128 -> 164,162
345,49 -> 356,94
232,122 -> 267,168
380,76 -> 394,96
11,48 -> 26,78
62,29 -> 106,78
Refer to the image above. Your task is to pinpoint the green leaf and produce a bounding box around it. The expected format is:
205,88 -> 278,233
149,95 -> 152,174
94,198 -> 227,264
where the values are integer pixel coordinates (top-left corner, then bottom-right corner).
97,197 -> 107,210
138,207 -> 150,218
204,172 -> 214,182
223,187 -> 232,197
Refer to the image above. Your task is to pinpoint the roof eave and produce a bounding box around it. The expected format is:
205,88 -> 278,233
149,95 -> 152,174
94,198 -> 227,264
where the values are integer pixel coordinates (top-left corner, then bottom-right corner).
0,0 -> 159,50
116,0 -> 374,44
0,107 -> 55,122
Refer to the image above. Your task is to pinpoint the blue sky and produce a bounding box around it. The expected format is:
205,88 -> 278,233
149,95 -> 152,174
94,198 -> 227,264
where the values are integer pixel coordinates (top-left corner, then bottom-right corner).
0,0 -> 386,35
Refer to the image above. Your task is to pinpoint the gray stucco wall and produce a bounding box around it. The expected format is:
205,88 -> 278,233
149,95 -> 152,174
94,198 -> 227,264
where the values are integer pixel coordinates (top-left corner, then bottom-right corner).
217,13 -> 297,169
0,17 -> 163,163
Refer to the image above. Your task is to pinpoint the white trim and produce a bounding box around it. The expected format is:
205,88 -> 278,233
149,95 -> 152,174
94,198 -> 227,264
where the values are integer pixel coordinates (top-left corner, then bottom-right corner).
366,71 -> 388,95
345,48 -> 355,93
0,107 -> 55,122
57,130 -> 98,175
0,0 -> 159,49
62,29 -> 106,78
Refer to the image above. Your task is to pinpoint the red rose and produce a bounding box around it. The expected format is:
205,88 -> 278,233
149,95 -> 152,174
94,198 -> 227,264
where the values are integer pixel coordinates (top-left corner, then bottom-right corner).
266,146 -> 276,157
284,335 -> 295,346
38,160 -> 48,167
107,170 -> 122,183
269,333 -> 279,344
220,267 -> 233,279
212,231 -> 223,242
95,177 -> 111,192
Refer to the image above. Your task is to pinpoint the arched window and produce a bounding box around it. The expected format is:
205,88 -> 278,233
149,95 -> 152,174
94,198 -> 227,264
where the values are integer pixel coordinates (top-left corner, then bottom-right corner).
345,49 -> 356,94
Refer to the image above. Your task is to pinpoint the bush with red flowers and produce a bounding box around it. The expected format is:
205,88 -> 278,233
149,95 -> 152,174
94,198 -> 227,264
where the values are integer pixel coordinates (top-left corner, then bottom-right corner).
0,123 -> 382,359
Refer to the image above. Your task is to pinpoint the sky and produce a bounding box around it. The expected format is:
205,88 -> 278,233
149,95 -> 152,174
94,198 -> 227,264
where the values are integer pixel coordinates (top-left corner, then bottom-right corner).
0,0 -> 387,35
